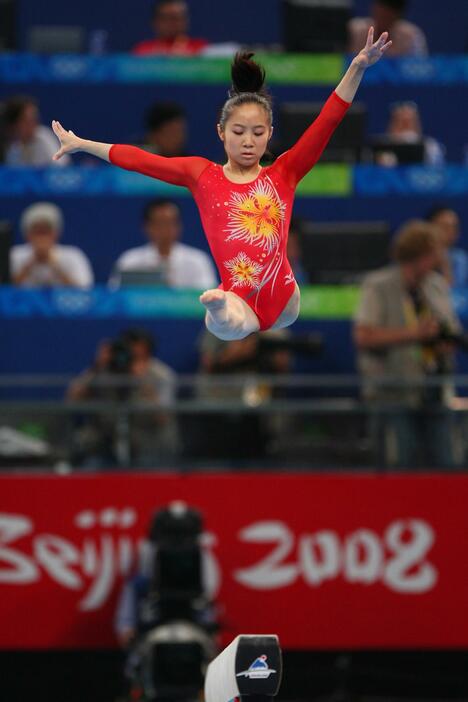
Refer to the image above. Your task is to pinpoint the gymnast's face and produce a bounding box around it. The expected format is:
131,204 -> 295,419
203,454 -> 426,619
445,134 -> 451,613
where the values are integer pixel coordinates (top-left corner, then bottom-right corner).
218,104 -> 272,169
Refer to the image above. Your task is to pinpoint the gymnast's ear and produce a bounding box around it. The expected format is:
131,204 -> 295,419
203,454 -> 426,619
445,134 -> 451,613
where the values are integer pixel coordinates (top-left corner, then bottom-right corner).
217,123 -> 225,141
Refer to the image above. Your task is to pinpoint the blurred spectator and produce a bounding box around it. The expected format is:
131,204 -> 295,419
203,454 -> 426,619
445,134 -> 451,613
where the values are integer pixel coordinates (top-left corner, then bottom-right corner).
11,202 -> 94,288
142,102 -> 189,157
122,328 -> 176,401
374,101 -> 445,166
2,95 -> 70,167
349,0 -> 428,57
189,330 -> 293,461
67,329 -> 178,467
110,199 -> 217,289
427,205 -> 468,288
354,219 -> 462,468
132,0 -> 209,56
287,217 -> 309,285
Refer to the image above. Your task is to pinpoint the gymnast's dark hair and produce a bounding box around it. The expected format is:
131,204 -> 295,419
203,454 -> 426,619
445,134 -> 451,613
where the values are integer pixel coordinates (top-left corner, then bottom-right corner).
219,52 -> 272,130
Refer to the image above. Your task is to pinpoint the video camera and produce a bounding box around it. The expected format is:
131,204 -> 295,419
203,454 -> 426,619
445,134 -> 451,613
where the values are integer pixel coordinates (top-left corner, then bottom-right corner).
133,503 -> 216,702
107,338 -> 134,375
148,502 -> 204,622
436,323 -> 468,353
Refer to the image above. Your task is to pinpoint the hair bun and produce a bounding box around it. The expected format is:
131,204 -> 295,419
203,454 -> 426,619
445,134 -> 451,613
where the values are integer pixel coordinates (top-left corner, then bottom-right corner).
230,51 -> 267,97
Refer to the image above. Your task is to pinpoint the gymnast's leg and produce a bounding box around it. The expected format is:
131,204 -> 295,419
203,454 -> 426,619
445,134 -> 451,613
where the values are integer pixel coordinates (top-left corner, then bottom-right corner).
270,284 -> 301,330
200,289 -> 260,341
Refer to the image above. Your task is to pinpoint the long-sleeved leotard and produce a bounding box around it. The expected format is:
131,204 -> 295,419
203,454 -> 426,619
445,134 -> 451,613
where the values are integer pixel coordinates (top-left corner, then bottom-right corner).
109,91 -> 350,330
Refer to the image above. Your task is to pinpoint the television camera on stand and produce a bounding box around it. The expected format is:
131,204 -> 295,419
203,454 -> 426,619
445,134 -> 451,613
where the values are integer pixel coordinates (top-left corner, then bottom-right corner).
124,502 -> 217,702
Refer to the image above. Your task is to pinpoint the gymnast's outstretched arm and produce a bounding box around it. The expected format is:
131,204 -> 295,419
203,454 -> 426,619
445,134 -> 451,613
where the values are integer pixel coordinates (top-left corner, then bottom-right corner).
52,121 -> 112,162
275,26 -> 392,187
336,26 -> 392,103
51,121 -> 209,189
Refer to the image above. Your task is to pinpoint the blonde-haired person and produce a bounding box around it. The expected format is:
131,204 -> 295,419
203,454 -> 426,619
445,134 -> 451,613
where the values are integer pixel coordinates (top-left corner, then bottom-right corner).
11,202 -> 93,288
354,219 -> 462,468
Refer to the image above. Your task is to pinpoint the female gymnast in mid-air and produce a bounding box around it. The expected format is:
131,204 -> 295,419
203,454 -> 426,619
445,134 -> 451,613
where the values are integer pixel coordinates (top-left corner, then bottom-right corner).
52,27 -> 391,341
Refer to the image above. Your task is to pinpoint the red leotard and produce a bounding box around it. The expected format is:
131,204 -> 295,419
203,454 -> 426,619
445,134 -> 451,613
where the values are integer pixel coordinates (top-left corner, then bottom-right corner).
109,91 -> 350,330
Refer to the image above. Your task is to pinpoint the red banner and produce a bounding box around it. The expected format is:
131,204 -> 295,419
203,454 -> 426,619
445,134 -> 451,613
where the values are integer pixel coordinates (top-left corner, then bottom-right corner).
0,472 -> 467,650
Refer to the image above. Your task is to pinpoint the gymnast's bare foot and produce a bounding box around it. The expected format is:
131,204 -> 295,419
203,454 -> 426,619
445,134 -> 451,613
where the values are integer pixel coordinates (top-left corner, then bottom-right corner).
200,289 -> 228,324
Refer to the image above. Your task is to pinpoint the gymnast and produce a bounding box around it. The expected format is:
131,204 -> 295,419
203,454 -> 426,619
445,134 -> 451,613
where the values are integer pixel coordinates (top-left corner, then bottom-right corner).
52,28 -> 391,340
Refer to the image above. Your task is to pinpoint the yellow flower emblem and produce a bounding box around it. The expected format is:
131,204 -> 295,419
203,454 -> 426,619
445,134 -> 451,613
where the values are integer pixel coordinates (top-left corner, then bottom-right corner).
225,252 -> 264,289
226,180 -> 285,253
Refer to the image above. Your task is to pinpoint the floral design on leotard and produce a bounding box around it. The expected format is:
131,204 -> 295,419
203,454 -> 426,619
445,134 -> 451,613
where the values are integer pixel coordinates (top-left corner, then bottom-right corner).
225,179 -> 286,254
224,252 -> 264,289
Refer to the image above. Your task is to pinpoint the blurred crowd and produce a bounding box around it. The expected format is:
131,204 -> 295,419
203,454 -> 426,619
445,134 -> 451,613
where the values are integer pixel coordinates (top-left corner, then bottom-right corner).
15,201 -> 460,471
7,198 -> 467,292
0,1 -> 463,167
132,0 -> 428,58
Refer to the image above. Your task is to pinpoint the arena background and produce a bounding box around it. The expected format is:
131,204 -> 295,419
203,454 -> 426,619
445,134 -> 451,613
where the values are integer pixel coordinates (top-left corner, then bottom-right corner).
1,1 -> 468,701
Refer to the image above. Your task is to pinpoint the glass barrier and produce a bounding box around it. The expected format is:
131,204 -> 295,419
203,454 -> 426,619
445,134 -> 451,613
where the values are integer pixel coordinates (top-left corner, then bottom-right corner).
0,374 -> 467,472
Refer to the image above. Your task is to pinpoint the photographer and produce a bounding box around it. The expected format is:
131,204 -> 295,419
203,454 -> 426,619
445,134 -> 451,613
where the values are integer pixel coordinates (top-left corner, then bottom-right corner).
354,219 -> 463,468
192,330 -> 294,462
66,329 -> 178,468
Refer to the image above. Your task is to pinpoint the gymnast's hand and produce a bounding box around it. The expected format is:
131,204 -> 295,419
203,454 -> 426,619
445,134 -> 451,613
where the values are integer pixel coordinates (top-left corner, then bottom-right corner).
354,26 -> 392,69
51,120 -> 83,160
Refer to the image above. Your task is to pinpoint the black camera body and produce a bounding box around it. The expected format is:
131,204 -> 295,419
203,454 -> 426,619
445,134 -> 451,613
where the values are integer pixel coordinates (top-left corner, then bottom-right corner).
133,503 -> 216,702
107,339 -> 134,375
150,504 -> 203,610
436,323 -> 468,353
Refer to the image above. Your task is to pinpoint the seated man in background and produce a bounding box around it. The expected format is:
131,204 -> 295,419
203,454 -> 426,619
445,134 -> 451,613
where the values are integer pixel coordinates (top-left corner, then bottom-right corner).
132,0 -> 209,55
349,0 -> 428,57
3,95 -> 71,167
354,219 -> 463,468
11,202 -> 94,288
110,199 -> 217,289
67,328 -> 178,468
141,101 -> 189,157
427,205 -> 468,288
382,101 -> 445,166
